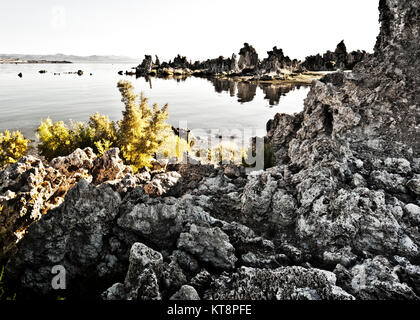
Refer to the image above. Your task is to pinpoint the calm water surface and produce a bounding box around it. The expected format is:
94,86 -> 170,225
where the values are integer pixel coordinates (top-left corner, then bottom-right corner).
0,63 -> 309,143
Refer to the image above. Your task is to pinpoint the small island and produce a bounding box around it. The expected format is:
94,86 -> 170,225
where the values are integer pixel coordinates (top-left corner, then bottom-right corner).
0,58 -> 72,64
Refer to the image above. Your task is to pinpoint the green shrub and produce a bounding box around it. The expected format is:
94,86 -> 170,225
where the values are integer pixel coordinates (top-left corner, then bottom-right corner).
0,130 -> 30,169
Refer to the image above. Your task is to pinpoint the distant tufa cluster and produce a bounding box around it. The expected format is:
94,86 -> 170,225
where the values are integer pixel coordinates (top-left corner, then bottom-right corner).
134,40 -> 367,79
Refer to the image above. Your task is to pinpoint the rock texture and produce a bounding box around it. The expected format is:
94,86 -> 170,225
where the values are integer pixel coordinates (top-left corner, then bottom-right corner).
1,0 -> 419,301
259,46 -> 299,76
136,55 -> 153,76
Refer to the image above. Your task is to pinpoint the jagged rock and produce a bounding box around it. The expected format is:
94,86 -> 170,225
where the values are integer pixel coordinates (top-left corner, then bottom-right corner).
136,55 -> 153,75
154,55 -> 160,67
124,242 -> 163,285
170,285 -> 200,300
339,256 -> 419,299
144,171 -> 182,197
5,179 -> 122,297
190,269 -> 213,293
394,256 -> 420,296
204,266 -> 354,300
117,193 -> 223,249
238,43 -> 259,71
121,242 -> 163,299
0,156 -> 64,259
261,0 -> 420,269
405,203 -> 420,224
172,250 -> 200,274
170,54 -> 190,69
91,148 -> 132,185
104,242 -> 188,300
177,224 -> 237,271
266,113 -> 303,164
407,176 -> 420,195
194,56 -> 237,75
101,283 -> 127,300
50,147 -> 96,197
303,40 -> 369,71
259,46 -> 298,75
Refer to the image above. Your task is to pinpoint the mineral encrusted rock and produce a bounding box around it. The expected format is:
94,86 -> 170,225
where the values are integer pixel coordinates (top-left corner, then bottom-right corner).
2,0 -> 419,300
238,43 -> 259,71
259,46 -> 299,76
136,55 -> 153,76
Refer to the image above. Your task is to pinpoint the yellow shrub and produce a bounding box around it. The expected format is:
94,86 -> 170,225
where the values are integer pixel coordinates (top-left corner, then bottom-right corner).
207,141 -> 244,165
117,81 -> 171,171
157,132 -> 190,160
37,118 -> 75,161
0,130 -> 30,168
35,81 -> 176,171
37,114 -> 117,160
88,113 -> 117,145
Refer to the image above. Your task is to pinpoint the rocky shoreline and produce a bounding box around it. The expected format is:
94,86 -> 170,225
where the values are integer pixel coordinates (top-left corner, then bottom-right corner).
127,40 -> 368,85
0,0 -> 419,300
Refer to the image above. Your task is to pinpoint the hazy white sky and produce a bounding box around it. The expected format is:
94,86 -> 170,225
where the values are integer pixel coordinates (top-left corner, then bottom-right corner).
0,0 -> 380,61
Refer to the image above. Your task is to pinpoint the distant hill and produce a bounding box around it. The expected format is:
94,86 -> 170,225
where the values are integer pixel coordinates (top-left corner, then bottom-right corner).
0,53 -> 139,64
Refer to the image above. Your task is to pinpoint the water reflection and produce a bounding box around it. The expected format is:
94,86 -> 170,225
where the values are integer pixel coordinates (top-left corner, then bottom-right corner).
137,74 -> 308,106
208,78 -> 308,106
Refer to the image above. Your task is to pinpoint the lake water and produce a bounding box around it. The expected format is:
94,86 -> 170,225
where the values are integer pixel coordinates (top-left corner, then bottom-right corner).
0,63 -> 309,145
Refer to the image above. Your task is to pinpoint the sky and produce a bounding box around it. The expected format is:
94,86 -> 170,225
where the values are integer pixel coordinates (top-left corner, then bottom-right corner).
0,0 -> 380,61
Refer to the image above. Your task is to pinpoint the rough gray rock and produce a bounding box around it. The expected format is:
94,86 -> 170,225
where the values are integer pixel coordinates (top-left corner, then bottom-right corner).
170,285 -> 200,300
204,266 -> 354,300
144,171 -> 182,197
177,224 -> 237,271
0,156 -> 63,259
5,179 -> 122,297
103,242 -> 188,300
335,256 -> 418,300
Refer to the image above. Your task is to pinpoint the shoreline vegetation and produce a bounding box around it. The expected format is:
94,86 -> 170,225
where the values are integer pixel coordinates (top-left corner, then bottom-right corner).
0,80 -> 267,172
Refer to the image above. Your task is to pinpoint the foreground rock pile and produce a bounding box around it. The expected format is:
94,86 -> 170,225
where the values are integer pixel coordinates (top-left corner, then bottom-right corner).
1,0 -> 419,300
